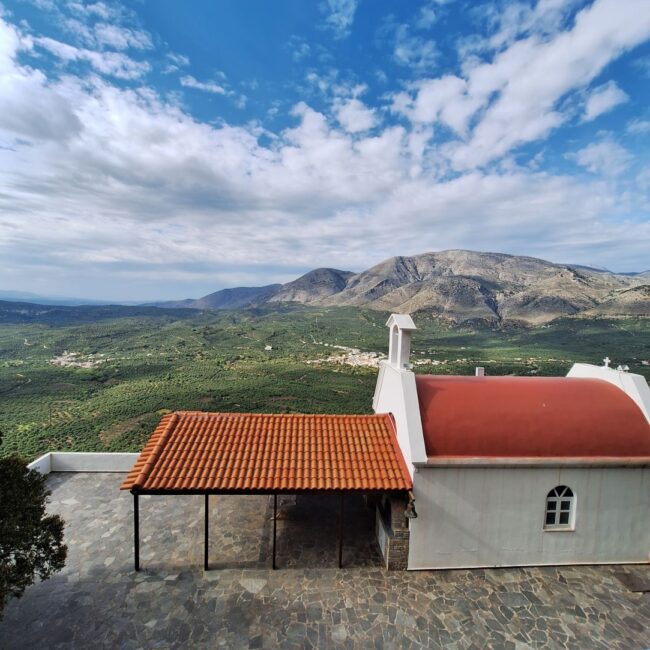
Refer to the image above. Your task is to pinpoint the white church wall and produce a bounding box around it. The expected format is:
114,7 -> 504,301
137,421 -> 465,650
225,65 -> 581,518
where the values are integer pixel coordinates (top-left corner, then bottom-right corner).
408,465 -> 650,569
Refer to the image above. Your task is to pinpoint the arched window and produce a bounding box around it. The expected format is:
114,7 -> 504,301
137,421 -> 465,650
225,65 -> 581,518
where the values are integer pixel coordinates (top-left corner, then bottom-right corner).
544,486 -> 575,530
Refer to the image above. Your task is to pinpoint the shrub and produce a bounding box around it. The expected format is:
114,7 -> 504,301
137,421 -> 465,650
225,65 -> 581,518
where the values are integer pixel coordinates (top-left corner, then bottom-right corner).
0,453 -> 66,618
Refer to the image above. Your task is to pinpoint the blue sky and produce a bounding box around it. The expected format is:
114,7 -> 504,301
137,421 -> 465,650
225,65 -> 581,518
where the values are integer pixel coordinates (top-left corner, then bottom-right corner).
0,0 -> 649,300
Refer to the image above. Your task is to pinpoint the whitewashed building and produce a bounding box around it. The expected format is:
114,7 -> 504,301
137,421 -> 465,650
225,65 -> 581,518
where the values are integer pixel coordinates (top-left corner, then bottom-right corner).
374,314 -> 650,570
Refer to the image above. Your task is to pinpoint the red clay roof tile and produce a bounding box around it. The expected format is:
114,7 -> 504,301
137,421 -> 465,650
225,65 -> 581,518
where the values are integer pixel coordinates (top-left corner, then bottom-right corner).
121,412 -> 411,493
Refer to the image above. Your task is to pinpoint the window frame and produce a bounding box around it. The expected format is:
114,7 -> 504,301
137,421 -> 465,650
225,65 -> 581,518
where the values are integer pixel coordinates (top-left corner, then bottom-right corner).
543,485 -> 576,532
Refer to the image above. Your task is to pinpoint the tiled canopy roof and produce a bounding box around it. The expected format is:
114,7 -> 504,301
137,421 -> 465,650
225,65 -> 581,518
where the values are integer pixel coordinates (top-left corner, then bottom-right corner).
121,411 -> 412,493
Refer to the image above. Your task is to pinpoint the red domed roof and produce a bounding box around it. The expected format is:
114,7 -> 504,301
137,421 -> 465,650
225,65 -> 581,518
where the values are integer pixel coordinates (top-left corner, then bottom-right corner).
415,375 -> 650,459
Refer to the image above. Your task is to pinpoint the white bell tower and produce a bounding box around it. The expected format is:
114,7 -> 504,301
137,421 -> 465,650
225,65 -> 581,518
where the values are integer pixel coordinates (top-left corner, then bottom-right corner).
386,314 -> 417,370
373,313 -> 426,473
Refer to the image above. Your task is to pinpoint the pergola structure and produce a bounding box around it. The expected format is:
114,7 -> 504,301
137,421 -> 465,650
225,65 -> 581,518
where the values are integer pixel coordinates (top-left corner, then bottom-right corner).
121,411 -> 412,571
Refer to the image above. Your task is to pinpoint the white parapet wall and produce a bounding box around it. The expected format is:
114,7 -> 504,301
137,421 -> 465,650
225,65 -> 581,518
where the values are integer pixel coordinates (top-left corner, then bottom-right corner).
567,363 -> 650,424
28,452 -> 52,474
27,452 -> 139,474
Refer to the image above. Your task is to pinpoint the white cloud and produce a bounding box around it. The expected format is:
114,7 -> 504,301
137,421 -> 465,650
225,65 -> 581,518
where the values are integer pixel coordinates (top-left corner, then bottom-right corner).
57,18 -> 153,53
179,74 -> 245,107
375,68 -> 388,84
36,36 -> 150,79
59,16 -> 95,45
627,118 -> 650,134
636,167 -> 650,195
395,0 -> 650,170
393,75 -> 469,132
485,0 -> 579,52
321,0 -> 358,39
287,36 -> 311,62
583,81 -> 628,122
568,139 -> 632,176
0,20 -> 82,140
1,9 -> 649,300
633,54 -> 650,76
67,2 -> 116,21
293,42 -> 311,61
93,23 -> 153,50
36,1 -> 153,55
335,98 -> 377,133
163,52 -> 189,74
393,24 -> 439,70
304,68 -> 340,95
180,75 -> 226,95
415,2 -> 438,30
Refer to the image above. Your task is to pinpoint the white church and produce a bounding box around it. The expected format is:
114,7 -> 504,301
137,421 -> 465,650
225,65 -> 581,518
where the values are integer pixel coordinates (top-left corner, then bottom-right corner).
373,314 -> 650,570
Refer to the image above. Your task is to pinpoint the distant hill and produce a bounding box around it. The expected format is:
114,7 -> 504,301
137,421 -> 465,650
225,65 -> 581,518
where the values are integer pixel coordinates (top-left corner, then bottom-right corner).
152,284 -> 281,310
0,300 -> 195,325
268,268 -> 354,304
148,251 -> 650,325
149,269 -> 355,311
0,290 -> 122,307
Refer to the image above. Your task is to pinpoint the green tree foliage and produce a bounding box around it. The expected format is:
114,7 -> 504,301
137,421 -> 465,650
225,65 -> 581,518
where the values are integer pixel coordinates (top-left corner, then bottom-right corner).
0,444 -> 67,618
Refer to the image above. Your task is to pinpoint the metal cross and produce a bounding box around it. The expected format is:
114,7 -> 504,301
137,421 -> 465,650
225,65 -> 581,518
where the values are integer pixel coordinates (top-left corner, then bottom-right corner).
603,356 -> 611,368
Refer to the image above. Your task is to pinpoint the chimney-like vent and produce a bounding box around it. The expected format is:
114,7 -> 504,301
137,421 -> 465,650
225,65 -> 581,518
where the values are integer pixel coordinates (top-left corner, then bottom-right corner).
475,367 -> 485,377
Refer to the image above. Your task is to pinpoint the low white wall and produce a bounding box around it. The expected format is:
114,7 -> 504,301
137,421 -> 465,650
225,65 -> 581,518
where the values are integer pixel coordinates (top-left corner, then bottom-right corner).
28,452 -> 139,474
409,465 -> 650,569
27,452 -> 51,474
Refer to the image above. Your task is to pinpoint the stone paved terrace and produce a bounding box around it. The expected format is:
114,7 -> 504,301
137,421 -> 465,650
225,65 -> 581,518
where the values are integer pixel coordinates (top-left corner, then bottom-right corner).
1,474 -> 649,649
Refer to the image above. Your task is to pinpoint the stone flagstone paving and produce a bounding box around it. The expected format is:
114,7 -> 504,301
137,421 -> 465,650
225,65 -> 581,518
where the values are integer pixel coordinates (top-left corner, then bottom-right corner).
0,473 -> 648,649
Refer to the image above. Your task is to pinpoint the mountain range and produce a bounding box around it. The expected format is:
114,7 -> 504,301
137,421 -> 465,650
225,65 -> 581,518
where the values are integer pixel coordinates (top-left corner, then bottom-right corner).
151,250 -> 650,325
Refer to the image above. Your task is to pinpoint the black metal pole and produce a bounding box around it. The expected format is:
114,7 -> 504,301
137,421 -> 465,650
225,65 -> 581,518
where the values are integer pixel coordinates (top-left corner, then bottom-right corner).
272,494 -> 277,570
338,492 -> 344,569
134,492 -> 140,572
204,494 -> 209,571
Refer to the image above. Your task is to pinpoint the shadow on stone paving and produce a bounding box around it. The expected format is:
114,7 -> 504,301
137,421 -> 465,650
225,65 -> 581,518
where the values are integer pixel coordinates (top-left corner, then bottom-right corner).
206,492 -> 382,571
136,490 -> 380,573
271,493 -> 382,570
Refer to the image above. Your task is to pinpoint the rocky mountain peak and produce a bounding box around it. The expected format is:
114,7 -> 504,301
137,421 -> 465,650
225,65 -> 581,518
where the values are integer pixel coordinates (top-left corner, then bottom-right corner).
150,250 -> 649,325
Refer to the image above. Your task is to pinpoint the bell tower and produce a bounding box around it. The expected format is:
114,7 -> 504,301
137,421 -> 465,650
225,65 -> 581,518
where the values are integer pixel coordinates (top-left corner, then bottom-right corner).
386,313 -> 416,370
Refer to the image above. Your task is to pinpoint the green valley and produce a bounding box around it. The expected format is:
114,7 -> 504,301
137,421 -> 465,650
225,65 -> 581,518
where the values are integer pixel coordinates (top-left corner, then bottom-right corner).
0,302 -> 648,460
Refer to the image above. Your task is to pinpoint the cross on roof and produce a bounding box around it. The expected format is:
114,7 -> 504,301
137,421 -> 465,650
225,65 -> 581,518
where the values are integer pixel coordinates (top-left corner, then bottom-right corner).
603,356 -> 611,368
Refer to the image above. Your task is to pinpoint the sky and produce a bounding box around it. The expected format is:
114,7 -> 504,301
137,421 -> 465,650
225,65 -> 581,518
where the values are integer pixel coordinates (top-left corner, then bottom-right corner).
0,0 -> 649,301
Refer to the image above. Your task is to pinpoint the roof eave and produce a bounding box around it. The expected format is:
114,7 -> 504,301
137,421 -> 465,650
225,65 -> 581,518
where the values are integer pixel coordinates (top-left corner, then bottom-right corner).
416,456 -> 650,468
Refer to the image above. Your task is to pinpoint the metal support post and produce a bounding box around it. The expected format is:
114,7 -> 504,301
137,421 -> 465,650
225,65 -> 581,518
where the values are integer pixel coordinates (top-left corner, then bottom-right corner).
338,492 -> 344,569
204,494 -> 209,571
272,494 -> 278,570
134,492 -> 140,572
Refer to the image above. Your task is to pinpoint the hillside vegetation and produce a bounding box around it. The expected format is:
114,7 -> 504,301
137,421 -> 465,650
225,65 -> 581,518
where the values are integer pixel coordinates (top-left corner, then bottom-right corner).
0,303 -> 648,460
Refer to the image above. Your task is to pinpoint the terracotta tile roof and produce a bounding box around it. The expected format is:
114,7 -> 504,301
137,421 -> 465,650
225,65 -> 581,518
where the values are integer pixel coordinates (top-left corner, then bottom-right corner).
121,411 -> 412,493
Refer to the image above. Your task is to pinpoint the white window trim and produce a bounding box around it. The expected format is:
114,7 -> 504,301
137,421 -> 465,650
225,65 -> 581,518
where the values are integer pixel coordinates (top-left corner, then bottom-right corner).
543,486 -> 576,532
